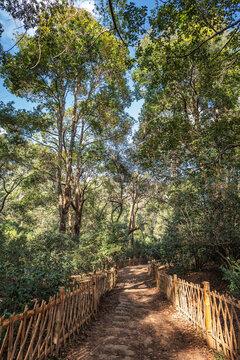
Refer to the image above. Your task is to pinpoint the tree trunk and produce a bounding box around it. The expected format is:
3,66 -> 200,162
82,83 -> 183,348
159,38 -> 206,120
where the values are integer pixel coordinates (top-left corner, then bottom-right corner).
58,81 -> 79,233
73,202 -> 84,237
68,208 -> 72,234
128,201 -> 136,249
59,207 -> 68,233
59,187 -> 72,233
72,186 -> 85,238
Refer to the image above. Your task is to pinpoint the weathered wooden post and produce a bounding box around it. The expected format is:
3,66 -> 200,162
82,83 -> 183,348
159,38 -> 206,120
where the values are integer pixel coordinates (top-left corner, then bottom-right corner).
152,259 -> 156,280
203,281 -> 213,347
114,265 -> 118,286
155,266 -> 160,290
109,269 -> 112,290
54,286 -> 65,354
155,265 -> 159,288
92,275 -> 98,314
102,270 -> 105,297
173,274 -> 179,308
19,305 -> 28,360
148,261 -> 151,276
107,269 -> 111,291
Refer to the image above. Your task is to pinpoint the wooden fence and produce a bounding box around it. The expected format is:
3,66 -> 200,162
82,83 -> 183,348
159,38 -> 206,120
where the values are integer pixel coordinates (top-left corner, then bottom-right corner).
148,261 -> 240,360
0,267 -> 117,360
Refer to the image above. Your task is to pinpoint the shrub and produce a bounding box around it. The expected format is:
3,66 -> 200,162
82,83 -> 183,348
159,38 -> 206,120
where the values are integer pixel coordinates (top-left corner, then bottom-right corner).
221,260 -> 240,299
0,252 -> 72,316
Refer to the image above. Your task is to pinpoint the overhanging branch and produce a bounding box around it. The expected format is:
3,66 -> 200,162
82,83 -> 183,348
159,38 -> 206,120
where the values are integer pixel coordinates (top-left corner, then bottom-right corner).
172,19 -> 240,58
108,0 -> 127,45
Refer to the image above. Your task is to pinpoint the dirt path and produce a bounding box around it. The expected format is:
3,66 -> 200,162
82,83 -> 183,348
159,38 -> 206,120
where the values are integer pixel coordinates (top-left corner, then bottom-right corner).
63,265 -> 215,360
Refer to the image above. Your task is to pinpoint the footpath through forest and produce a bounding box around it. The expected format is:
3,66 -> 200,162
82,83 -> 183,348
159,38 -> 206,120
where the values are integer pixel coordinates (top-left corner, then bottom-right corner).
64,265 -> 215,360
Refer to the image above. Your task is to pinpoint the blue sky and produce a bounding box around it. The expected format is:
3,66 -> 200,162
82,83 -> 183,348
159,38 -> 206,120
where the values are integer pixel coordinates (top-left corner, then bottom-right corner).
0,0 -> 153,122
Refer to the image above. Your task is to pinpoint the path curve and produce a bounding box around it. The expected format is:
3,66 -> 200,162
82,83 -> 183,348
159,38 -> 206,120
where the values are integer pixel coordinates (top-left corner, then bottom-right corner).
64,265 -> 214,360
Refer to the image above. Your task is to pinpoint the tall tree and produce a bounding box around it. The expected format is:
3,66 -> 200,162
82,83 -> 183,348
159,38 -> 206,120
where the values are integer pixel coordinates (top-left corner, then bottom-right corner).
2,7 -> 132,236
133,18 -> 240,267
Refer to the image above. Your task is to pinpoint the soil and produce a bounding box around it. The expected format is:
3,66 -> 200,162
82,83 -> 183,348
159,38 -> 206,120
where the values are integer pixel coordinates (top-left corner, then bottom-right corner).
181,265 -> 229,295
63,265 -> 215,360
160,264 -> 229,295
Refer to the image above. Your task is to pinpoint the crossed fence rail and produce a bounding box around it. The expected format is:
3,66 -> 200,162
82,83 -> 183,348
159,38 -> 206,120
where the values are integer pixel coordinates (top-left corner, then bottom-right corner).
148,261 -> 240,360
0,268 -> 117,360
0,258 -> 147,359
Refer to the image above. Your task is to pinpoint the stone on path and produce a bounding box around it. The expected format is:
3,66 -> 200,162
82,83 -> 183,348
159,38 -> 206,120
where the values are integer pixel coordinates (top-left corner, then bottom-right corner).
63,265 -> 214,360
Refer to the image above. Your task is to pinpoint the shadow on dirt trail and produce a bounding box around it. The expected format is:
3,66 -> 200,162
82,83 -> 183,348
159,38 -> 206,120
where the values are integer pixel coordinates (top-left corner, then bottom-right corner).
63,265 -> 214,360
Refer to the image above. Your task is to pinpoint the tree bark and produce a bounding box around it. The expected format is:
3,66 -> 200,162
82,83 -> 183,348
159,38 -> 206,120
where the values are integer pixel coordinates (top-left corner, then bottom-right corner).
68,207 -> 72,234
72,186 -> 86,238
57,80 -> 80,233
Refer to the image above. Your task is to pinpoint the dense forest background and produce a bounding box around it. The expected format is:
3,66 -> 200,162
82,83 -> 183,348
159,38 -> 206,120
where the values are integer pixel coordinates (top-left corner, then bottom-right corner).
0,0 -> 239,315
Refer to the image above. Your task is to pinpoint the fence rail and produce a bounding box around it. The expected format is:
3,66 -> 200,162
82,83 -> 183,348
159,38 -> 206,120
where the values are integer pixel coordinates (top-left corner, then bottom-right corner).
148,261 -> 240,360
0,268 -> 117,360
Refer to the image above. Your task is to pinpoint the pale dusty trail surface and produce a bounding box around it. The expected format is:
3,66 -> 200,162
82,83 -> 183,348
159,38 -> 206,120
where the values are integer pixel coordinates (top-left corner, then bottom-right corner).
63,265 -> 214,360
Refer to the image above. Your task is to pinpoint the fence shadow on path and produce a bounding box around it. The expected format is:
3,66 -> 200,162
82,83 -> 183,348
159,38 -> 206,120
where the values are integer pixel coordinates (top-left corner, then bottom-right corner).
65,264 -> 215,360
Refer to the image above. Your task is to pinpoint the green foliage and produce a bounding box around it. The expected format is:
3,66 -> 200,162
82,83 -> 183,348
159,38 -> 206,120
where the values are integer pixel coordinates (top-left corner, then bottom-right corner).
0,224 -> 73,315
159,184 -> 240,273
97,0 -> 148,45
221,260 -> 240,299
133,5 -> 240,278
124,239 -> 164,260
0,219 -> 129,315
0,252 -> 72,316
0,0 -> 239,319
0,0 -> 70,30
72,222 -> 129,273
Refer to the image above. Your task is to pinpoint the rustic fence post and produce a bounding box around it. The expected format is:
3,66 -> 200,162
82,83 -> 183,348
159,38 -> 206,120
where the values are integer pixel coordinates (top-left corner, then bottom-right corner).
92,275 -> 98,314
18,305 -> 28,360
173,274 -> 179,308
203,281 -> 213,347
155,265 -> 159,289
147,261 -> 151,275
114,265 -> 117,286
107,269 -> 110,290
103,270 -> 107,292
107,269 -> 111,291
158,273 -> 162,296
152,260 -> 156,279
54,286 -> 65,354
111,268 -> 114,288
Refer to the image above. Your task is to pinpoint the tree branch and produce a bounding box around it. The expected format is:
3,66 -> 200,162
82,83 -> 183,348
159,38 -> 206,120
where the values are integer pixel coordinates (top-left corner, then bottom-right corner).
172,19 -> 240,58
189,143 -> 240,173
108,0 -> 127,46
210,26 -> 239,63
30,31 -> 42,69
128,223 -> 147,235
6,31 -> 27,52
